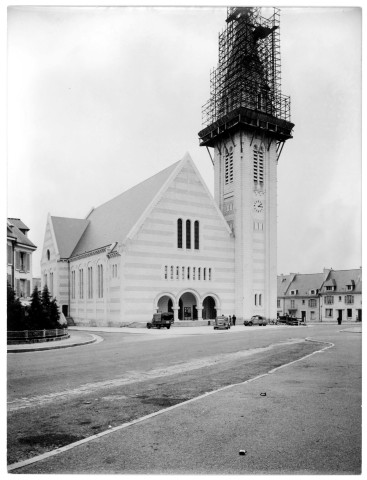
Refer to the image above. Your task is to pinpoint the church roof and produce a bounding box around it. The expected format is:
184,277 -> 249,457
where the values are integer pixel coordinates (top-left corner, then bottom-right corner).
51,216 -> 90,258
70,159 -> 182,257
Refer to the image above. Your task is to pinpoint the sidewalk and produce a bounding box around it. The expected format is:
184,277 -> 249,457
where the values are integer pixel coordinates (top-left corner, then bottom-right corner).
7,330 -> 100,353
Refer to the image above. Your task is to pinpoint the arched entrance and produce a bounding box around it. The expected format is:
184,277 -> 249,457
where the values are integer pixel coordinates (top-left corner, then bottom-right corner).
157,295 -> 173,313
178,292 -> 198,320
202,296 -> 216,320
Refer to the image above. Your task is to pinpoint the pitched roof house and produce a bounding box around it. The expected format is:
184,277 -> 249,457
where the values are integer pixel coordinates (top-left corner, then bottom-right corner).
7,218 -> 37,298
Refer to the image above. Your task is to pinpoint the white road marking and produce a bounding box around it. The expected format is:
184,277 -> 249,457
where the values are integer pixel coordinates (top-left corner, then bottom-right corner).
8,338 -> 334,472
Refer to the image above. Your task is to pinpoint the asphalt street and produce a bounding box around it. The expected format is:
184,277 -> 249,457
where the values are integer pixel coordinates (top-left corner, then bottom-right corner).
7,324 -> 361,474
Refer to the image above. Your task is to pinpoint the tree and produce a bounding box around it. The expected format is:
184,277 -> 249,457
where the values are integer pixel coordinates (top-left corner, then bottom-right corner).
28,286 -> 44,329
7,282 -> 26,331
49,298 -> 62,328
41,285 -> 52,327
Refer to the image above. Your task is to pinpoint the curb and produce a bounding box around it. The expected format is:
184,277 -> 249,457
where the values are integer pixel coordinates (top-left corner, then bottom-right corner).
7,334 -> 99,353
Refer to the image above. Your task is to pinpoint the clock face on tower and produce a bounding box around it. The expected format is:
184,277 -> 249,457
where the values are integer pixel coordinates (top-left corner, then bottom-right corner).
253,200 -> 264,213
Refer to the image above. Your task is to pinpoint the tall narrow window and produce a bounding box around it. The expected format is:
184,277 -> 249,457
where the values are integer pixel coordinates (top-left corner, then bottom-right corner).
193,267 -> 196,280
98,265 -> 104,298
225,149 -> 234,184
254,145 -> 264,183
176,266 -> 179,280
187,267 -> 190,280
50,272 -> 54,297
170,266 -> 174,280
259,294 -> 262,306
203,268 -> 206,281
164,265 -> 168,280
182,266 -> 185,280
88,267 -> 93,298
177,219 -> 183,249
209,268 -> 212,281
198,267 -> 201,281
186,220 -> 191,249
194,221 -> 199,250
254,294 -> 257,306
79,269 -> 84,299
71,271 -> 75,299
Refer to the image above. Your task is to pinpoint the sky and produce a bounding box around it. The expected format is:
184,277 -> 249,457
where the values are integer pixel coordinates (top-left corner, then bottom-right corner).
5,4 -> 362,278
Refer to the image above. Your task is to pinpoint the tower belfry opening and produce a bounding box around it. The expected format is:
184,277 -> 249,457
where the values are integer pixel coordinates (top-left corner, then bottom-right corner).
199,7 -> 294,153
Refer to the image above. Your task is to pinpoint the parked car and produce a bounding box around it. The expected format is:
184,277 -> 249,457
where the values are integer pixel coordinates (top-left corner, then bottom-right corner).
244,315 -> 267,326
277,315 -> 301,326
147,312 -> 174,329
214,315 -> 231,330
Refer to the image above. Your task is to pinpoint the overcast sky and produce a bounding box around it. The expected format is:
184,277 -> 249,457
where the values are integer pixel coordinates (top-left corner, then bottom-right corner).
6,5 -> 362,278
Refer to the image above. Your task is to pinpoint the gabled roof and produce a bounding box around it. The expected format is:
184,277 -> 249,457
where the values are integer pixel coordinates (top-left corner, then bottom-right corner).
7,218 -> 36,249
277,274 -> 294,296
51,216 -> 90,259
320,268 -> 362,293
287,273 -> 325,296
70,159 -> 182,257
8,218 -> 29,232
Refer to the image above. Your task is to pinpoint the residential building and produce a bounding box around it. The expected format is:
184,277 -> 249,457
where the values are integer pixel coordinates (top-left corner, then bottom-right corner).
277,268 -> 362,323
7,218 -> 37,298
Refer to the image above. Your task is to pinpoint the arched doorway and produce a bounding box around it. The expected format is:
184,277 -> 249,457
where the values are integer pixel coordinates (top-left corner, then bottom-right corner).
157,295 -> 173,313
203,296 -> 216,320
178,292 -> 197,320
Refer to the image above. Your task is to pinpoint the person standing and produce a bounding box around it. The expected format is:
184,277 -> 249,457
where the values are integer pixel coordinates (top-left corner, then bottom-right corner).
232,314 -> 236,326
229,315 -> 232,326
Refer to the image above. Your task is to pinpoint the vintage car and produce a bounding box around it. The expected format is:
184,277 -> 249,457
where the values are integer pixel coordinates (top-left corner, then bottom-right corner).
147,312 -> 174,329
214,315 -> 231,330
277,315 -> 301,326
243,315 -> 267,326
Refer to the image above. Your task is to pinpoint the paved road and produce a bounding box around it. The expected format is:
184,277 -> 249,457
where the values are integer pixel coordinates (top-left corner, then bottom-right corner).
8,324 -> 361,473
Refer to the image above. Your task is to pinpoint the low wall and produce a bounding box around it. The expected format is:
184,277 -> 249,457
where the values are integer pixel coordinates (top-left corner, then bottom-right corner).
7,328 -> 69,345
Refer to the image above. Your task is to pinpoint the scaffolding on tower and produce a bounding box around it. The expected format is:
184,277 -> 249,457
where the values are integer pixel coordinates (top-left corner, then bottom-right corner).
199,7 -> 294,149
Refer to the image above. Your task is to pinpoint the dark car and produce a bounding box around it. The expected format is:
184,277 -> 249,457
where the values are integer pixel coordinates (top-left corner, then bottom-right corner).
277,315 -> 300,326
214,315 -> 231,330
244,315 -> 267,326
147,312 -> 174,329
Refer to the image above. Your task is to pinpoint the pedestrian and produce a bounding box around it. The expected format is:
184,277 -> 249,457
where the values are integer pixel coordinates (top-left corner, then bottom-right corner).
229,315 -> 232,326
232,314 -> 236,326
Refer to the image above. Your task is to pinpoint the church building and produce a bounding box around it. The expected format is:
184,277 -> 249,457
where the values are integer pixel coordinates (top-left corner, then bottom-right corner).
40,7 -> 294,326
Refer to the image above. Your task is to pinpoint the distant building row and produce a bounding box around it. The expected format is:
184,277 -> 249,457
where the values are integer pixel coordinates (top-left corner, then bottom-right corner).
277,268 -> 362,323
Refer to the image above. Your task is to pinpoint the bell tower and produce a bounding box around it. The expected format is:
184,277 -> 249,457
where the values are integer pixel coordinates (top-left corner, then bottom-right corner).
198,7 -> 294,322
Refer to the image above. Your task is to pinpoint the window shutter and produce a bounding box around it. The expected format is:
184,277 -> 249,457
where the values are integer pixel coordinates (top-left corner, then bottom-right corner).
26,280 -> 31,297
16,251 -> 20,270
7,274 -> 12,286
26,254 -> 30,272
7,245 -> 12,264
16,279 -> 20,296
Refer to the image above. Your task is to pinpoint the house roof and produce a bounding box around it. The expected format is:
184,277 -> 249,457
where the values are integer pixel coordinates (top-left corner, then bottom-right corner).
7,218 -> 36,249
70,158 -> 182,257
51,217 -> 90,258
321,269 -> 362,293
287,273 -> 325,296
8,218 -> 30,232
277,274 -> 294,296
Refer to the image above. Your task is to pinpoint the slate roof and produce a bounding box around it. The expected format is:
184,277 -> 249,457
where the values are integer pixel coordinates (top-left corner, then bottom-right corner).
51,217 -> 90,259
287,273 -> 325,296
277,274 -> 294,296
7,218 -> 36,249
70,159 -> 182,257
321,269 -> 362,293
8,218 -> 29,232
